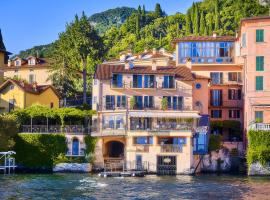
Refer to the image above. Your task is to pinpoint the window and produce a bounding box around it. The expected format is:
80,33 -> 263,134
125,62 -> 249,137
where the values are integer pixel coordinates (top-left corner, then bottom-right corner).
131,118 -> 152,130
29,74 -> 35,84
8,99 -> 15,112
133,74 -> 143,88
144,75 -> 155,88
15,60 -> 21,66
28,59 -> 35,65
228,72 -> 241,82
102,115 -> 115,129
211,110 -> 222,118
163,76 -> 175,88
255,111 -> 263,123
228,89 -> 241,100
115,115 -> 125,129
105,95 -> 115,110
112,74 -> 123,88
134,137 -> 153,145
242,33 -> 246,47
256,29 -> 264,42
210,90 -> 223,106
143,96 -> 154,108
50,102 -> 54,108
163,96 -> 183,110
116,95 -> 126,108
255,76 -> 263,91
210,72 -> 223,84
229,110 -> 240,118
134,96 -> 143,109
93,79 -> 98,85
9,85 -> 14,90
256,56 -> 264,71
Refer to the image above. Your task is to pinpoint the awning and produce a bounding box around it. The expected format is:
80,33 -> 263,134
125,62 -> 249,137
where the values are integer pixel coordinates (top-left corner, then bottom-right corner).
129,111 -> 201,118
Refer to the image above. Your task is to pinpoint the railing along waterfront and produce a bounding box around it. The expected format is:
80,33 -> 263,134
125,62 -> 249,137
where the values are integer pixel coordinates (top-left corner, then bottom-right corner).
160,144 -> 183,153
249,123 -> 270,131
21,125 -> 89,134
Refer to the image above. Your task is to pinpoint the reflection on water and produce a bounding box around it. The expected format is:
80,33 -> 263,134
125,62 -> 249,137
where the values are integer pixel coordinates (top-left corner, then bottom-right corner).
0,173 -> 270,200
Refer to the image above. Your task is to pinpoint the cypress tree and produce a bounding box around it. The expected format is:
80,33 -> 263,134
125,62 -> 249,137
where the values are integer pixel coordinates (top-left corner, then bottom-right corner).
185,11 -> 192,35
193,4 -> 199,35
136,14 -> 140,39
159,33 -> 162,47
200,12 -> 206,35
0,29 -> 6,51
214,0 -> 220,31
138,5 -> 142,15
142,5 -> 146,26
154,3 -> 163,18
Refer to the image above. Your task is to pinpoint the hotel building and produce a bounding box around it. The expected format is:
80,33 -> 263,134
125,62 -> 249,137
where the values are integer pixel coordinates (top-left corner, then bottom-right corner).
92,50 -> 210,174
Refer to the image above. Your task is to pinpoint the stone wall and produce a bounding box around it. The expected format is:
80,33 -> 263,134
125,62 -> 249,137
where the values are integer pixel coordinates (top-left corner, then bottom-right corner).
53,163 -> 92,173
249,162 -> 270,176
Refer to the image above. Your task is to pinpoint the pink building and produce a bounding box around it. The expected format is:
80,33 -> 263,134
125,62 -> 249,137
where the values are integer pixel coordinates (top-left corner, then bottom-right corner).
239,16 -> 270,133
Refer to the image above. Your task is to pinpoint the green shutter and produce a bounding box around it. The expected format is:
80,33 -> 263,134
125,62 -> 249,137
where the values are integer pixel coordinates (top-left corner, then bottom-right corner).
256,29 -> 264,42
256,76 -> 263,91
256,56 -> 264,71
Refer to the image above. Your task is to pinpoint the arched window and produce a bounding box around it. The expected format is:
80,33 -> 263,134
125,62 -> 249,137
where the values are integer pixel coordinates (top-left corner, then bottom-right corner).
72,138 -> 79,155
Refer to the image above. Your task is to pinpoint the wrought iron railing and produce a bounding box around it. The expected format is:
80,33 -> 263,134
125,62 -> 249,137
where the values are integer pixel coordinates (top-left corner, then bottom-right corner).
160,144 -> 183,153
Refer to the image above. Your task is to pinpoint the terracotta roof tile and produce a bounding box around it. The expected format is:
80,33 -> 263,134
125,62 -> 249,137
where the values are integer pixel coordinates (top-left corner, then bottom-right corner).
94,64 -> 195,81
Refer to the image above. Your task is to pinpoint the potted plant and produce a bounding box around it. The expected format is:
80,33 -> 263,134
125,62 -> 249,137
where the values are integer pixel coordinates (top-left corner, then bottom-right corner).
161,97 -> 168,110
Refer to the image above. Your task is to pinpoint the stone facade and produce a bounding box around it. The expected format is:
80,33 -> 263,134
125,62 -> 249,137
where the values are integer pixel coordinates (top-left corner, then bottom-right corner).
53,163 -> 92,173
249,162 -> 270,176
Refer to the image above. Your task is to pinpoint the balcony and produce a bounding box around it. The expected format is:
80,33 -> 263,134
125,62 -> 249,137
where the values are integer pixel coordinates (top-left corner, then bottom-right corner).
130,122 -> 193,132
160,144 -> 183,153
134,145 -> 150,152
249,123 -> 270,131
210,100 -> 243,108
21,125 -> 89,135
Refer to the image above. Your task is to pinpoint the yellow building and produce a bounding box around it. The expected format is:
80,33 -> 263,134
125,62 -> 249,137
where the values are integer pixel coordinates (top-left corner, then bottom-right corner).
0,49 -> 12,84
0,79 -> 60,113
0,56 -> 52,85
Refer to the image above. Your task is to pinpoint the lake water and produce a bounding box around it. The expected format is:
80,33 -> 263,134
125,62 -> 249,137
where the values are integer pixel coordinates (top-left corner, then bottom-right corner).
0,173 -> 270,200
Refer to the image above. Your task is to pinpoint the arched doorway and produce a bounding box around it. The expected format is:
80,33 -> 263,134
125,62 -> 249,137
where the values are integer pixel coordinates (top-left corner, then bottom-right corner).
106,141 -> 124,158
72,138 -> 79,155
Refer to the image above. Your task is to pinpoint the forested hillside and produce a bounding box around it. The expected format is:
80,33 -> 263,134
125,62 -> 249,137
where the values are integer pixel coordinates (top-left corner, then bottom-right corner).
14,0 -> 268,59
89,7 -> 136,35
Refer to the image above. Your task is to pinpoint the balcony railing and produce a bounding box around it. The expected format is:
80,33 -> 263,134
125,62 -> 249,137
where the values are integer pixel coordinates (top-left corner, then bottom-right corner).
249,123 -> 270,131
130,123 -> 193,131
21,125 -> 89,135
160,144 -> 183,153
210,100 -> 243,108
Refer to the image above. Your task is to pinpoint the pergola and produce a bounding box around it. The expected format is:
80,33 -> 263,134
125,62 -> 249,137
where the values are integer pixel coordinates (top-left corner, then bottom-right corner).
0,151 -> 16,174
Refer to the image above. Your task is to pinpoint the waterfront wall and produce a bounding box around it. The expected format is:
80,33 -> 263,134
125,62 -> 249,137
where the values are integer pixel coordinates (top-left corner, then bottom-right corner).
53,163 -> 92,173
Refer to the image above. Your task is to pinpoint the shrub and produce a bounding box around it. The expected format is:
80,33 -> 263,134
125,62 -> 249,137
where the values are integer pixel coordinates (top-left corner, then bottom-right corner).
84,135 -> 97,154
53,153 -> 86,165
208,134 -> 222,152
0,115 -> 19,151
14,133 -> 67,169
161,97 -> 168,110
247,130 -> 270,167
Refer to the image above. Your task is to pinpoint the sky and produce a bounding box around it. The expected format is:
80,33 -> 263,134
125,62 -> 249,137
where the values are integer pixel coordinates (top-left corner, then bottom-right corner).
0,0 -> 199,55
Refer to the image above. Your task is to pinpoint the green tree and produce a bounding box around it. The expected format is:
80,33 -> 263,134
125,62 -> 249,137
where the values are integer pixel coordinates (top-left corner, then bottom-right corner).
193,4 -> 200,35
0,29 -> 6,50
154,3 -> 163,18
185,11 -> 192,35
142,5 -> 146,26
52,12 -> 104,101
214,0 -> 220,31
200,12 -> 206,35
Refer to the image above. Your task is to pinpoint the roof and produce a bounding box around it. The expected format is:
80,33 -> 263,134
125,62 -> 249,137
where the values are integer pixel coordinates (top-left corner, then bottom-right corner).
193,74 -> 210,80
0,79 -> 60,98
241,16 -> 270,23
1,57 -> 51,70
0,49 -> 12,55
172,36 -> 236,43
94,64 -> 195,81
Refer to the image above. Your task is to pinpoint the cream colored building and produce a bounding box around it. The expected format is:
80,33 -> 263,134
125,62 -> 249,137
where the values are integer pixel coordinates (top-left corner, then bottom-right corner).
1,56 -> 52,85
92,51 -> 209,174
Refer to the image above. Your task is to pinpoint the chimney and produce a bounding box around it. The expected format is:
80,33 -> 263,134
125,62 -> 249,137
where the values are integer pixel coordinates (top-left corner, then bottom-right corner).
33,82 -> 38,91
212,31 -> 217,38
186,57 -> 192,69
144,48 -> 148,53
125,60 -> 129,70
8,60 -> 11,67
152,48 -> 157,55
152,60 -> 157,71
